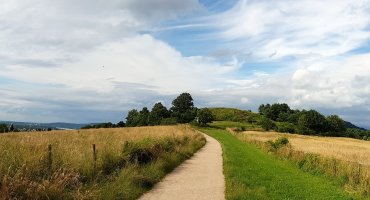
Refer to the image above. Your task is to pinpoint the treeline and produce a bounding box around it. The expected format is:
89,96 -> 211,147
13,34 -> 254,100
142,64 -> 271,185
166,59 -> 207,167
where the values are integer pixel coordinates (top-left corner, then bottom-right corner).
258,103 -> 370,140
81,93 -> 213,129
125,93 -> 213,127
0,124 -> 14,133
81,121 -> 125,129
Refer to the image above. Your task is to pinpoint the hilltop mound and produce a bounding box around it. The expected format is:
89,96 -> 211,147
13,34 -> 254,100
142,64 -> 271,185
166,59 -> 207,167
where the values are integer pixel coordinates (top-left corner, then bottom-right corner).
208,107 -> 262,123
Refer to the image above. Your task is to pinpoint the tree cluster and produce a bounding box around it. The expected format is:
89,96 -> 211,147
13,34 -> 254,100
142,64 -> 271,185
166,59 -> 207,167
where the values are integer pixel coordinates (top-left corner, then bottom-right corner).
345,128 -> 370,140
0,123 -> 17,133
125,93 -> 213,127
81,121 -> 125,129
259,103 -> 348,137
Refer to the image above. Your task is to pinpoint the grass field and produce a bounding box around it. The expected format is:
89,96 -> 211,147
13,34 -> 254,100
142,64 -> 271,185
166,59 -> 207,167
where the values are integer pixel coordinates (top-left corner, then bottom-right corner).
209,121 -> 263,131
198,127 -> 359,200
0,125 -> 205,199
237,130 -> 370,197
239,131 -> 370,165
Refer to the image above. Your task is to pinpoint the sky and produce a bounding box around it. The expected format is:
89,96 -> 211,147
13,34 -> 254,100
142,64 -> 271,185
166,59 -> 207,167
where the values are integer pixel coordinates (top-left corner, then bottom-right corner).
0,0 -> 370,128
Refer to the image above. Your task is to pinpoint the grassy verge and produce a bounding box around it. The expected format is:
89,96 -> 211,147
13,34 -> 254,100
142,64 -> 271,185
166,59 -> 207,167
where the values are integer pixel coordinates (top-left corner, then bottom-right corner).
0,125 -> 205,199
98,136 -> 205,199
198,127 -> 359,200
239,134 -> 370,198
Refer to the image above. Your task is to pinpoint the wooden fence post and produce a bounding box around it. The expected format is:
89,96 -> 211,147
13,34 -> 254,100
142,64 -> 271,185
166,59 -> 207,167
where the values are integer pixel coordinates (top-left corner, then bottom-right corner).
48,144 -> 52,173
92,144 -> 97,170
357,163 -> 361,184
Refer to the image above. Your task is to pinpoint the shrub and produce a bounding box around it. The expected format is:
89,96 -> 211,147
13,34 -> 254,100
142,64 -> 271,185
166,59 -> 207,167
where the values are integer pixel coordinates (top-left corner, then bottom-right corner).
101,152 -> 124,175
277,122 -> 296,133
275,137 -> 289,146
160,118 -> 178,125
196,108 -> 214,127
260,117 -> 276,131
235,126 -> 246,132
266,137 -> 289,151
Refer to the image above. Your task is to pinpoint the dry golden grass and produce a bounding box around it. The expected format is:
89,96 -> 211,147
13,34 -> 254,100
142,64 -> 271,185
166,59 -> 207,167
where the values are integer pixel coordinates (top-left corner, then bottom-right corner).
239,131 -> 370,166
0,125 -> 205,199
0,125 -> 199,177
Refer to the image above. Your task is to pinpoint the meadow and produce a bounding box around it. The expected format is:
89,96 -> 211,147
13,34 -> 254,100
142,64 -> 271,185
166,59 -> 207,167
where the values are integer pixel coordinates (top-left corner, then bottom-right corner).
239,131 -> 370,165
0,125 -> 205,199
198,127 -> 358,200
237,130 -> 370,198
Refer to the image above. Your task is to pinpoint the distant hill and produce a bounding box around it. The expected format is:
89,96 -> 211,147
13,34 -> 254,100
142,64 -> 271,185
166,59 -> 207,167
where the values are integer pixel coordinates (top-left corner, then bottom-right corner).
208,107 -> 367,130
344,121 -> 366,130
0,121 -> 88,130
208,107 -> 262,123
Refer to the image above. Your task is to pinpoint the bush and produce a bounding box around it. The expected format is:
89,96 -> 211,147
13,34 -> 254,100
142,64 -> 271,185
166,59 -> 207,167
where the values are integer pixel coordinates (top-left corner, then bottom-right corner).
101,152 -> 124,175
196,108 -> 214,127
275,137 -> 289,146
160,118 -> 178,125
277,122 -> 296,133
235,126 -> 246,132
266,137 -> 289,151
260,117 -> 276,131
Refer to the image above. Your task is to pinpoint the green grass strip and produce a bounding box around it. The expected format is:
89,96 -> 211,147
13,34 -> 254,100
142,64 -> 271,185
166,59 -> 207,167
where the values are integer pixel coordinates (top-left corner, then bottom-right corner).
199,127 -> 358,200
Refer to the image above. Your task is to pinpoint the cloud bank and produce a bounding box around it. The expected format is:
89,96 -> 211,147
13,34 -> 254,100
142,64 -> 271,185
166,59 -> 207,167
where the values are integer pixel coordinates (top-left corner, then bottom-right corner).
0,0 -> 369,128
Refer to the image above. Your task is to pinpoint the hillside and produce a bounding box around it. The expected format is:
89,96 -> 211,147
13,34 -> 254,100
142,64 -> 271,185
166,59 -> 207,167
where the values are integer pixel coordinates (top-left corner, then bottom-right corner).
208,107 -> 262,123
207,107 -> 369,140
345,121 -> 366,130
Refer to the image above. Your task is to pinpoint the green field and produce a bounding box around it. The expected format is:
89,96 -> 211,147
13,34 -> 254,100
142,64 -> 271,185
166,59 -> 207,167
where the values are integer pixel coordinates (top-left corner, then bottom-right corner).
198,127 -> 359,200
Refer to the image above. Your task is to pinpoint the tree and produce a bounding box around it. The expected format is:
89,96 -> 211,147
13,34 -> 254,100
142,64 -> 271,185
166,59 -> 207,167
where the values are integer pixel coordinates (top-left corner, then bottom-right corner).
196,108 -> 214,126
287,110 -> 301,124
265,103 -> 292,121
258,104 -> 265,114
260,117 -> 276,131
170,93 -> 197,123
117,121 -> 125,127
258,104 -> 270,115
326,115 -> 346,135
138,107 -> 150,126
126,109 -> 140,127
297,110 -> 326,134
0,124 -> 8,133
149,102 -> 169,125
9,124 -> 14,132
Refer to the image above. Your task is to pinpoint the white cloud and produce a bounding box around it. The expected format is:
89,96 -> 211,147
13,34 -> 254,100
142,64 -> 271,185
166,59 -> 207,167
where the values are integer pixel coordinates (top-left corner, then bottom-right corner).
0,33 -> 240,122
210,0 -> 370,59
0,0 -> 210,122
0,34 -> 238,93
0,0 -> 202,69
0,0 -> 370,128
290,54 -> 370,108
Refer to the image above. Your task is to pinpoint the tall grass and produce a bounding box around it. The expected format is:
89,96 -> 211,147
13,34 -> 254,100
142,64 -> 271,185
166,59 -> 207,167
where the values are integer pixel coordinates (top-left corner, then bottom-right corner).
0,125 -> 205,199
237,130 -> 370,198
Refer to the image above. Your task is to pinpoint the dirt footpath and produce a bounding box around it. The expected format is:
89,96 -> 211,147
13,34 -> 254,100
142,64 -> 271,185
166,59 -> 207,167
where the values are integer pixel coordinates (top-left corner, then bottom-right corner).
139,133 -> 225,200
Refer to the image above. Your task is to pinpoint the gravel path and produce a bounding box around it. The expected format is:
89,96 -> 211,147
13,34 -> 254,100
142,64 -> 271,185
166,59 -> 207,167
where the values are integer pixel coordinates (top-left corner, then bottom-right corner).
139,133 -> 225,200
